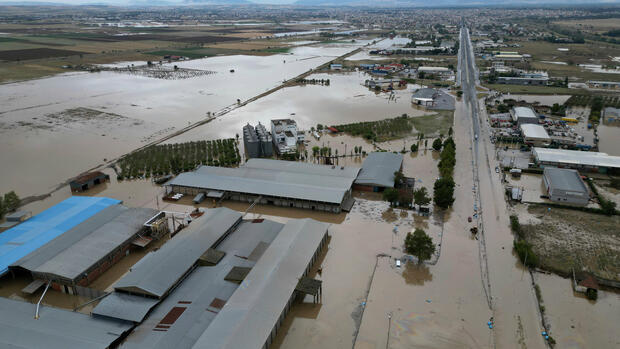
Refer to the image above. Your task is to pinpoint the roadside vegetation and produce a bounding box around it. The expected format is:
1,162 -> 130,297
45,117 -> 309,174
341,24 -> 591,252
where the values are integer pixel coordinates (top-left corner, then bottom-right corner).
0,191 -> 21,218
432,136 -> 456,209
116,139 -> 240,180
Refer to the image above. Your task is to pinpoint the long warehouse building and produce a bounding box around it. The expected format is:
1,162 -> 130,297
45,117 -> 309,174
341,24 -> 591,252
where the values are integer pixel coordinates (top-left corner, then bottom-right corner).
92,207 -> 329,349
533,147 -> 620,174
166,159 -> 360,213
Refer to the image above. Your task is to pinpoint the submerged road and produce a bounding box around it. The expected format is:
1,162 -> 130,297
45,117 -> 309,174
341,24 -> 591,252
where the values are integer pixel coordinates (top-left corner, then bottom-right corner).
458,25 -> 548,348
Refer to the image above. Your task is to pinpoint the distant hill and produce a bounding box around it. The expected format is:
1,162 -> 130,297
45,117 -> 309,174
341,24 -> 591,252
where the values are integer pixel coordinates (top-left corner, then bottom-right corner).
185,0 -> 252,4
292,0 -> 617,6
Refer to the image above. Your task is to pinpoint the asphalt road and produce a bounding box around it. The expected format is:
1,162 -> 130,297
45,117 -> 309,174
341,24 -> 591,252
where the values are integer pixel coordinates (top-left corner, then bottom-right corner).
458,25 -> 549,348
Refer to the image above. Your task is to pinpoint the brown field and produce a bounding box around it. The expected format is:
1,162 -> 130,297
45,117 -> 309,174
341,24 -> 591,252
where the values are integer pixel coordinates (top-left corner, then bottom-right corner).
515,40 -> 620,65
0,47 -> 87,61
552,18 -> 620,33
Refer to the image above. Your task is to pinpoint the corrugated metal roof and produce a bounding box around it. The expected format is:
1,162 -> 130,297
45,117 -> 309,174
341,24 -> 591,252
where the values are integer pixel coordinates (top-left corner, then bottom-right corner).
512,106 -> 537,121
93,292 -> 159,323
120,219 -> 284,349
0,196 -> 120,276
167,160 -> 360,205
543,167 -> 588,193
11,206 -> 157,283
0,297 -> 131,349
114,208 -> 242,298
533,148 -> 620,169
192,218 -> 328,349
355,152 -> 404,188
520,124 -> 550,140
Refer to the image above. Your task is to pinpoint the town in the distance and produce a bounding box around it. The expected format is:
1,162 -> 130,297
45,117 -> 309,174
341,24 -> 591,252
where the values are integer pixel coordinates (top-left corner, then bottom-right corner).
0,2 -> 618,349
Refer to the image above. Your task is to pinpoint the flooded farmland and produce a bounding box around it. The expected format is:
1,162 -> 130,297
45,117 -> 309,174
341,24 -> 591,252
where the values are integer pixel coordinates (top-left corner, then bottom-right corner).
0,41 -> 369,197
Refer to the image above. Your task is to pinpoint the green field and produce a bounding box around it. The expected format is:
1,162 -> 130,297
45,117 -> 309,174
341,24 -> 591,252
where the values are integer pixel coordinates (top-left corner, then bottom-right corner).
483,84 -> 591,95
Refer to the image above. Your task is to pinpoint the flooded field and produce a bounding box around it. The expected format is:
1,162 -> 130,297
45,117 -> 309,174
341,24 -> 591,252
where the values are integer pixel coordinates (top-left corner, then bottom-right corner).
535,272 -> 620,348
0,41 -> 368,198
597,123 -> 620,156
166,72 -> 431,143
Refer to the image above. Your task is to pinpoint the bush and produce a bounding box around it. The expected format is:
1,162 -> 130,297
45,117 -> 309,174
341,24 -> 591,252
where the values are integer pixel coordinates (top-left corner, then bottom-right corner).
513,240 -> 538,268
432,138 -> 443,151
410,143 -> 419,152
586,288 -> 598,301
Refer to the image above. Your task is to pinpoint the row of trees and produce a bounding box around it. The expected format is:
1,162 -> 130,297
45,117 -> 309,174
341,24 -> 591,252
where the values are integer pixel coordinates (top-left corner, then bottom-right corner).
117,139 -> 240,180
296,78 -> 330,86
0,191 -> 21,219
333,114 -> 413,142
433,136 -> 456,209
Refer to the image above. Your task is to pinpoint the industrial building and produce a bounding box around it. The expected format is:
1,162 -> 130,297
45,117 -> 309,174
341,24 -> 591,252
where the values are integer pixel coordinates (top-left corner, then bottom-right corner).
520,124 -> 551,147
354,152 -> 404,191
497,71 -> 548,85
0,210 -> 31,232
510,106 -> 539,126
412,88 -> 438,106
0,196 -> 121,277
10,204 -> 160,294
165,159 -> 360,213
532,147 -> 620,174
70,171 -> 110,192
271,119 -> 304,154
243,122 -> 273,158
92,207 -> 329,349
543,167 -> 590,206
0,297 -> 132,349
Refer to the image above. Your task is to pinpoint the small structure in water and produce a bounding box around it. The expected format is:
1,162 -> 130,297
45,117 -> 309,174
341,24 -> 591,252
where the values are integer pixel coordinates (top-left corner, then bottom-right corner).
69,171 -> 110,192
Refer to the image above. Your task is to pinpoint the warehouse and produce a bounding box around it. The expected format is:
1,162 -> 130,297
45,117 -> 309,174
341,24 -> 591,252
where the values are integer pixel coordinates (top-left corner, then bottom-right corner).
0,196 -> 120,277
69,171 -> 110,192
354,152 -> 404,191
10,204 -> 159,294
532,147 -> 620,174
93,207 -> 329,349
0,297 -> 132,349
543,167 -> 590,206
165,159 -> 360,213
510,106 -> 539,126
520,124 -> 550,147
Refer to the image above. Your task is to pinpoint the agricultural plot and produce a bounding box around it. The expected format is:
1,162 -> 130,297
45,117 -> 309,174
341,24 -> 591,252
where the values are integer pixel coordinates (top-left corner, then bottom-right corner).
332,110 -> 453,142
0,48 -> 87,61
116,139 -> 240,180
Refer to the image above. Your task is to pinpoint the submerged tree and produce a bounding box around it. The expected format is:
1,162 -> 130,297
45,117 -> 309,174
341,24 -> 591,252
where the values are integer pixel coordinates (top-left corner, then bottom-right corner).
3,191 -> 20,212
405,228 -> 436,263
413,187 -> 431,207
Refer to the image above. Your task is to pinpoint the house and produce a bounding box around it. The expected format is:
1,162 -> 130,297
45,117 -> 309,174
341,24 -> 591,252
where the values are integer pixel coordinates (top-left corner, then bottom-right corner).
543,167 -> 589,206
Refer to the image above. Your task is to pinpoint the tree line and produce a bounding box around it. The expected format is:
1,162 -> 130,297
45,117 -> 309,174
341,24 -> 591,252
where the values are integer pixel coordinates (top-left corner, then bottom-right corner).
333,114 -> 413,142
116,139 -> 240,180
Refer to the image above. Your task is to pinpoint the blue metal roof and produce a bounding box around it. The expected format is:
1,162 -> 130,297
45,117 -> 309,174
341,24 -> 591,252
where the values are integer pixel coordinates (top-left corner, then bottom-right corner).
0,196 -> 120,275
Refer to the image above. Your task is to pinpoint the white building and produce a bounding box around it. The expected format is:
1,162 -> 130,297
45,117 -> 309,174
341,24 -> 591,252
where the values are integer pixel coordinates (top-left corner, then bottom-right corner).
271,119 -> 304,154
510,106 -> 538,126
520,124 -> 550,147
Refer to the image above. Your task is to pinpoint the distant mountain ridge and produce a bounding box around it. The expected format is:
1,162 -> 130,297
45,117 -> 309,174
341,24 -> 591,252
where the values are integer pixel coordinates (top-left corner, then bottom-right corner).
293,0 -> 619,6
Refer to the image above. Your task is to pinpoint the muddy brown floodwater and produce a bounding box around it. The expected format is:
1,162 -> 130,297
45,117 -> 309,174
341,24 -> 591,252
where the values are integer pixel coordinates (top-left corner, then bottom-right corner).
0,41 -> 368,197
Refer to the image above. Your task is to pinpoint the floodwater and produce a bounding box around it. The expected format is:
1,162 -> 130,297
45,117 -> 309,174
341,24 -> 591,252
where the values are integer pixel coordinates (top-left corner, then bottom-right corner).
166,72 -> 430,143
597,123 -> 620,156
534,272 -> 620,348
0,41 -> 369,198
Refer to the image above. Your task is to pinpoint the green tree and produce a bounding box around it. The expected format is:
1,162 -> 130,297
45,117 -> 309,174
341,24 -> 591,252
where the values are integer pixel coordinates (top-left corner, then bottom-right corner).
432,138 -> 443,151
393,171 -> 404,187
433,177 -> 455,209
383,188 -> 399,205
424,139 -> 428,149
312,146 -> 320,158
404,228 -> 436,263
3,191 -> 20,212
513,240 -> 538,268
448,126 -> 453,137
410,143 -> 419,152
600,199 -> 617,216
413,187 -> 431,207
0,196 -> 5,219
316,124 -> 324,131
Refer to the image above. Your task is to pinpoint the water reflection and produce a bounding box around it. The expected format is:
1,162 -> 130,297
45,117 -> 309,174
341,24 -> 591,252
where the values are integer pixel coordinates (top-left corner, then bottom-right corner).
402,262 -> 433,286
